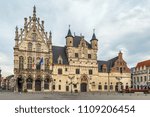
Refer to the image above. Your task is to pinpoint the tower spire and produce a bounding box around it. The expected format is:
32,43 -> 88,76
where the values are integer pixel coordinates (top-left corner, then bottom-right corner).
92,28 -> 96,39
33,5 -> 36,16
49,31 -> 52,44
66,25 -> 73,37
15,26 -> 19,39
33,6 -> 36,21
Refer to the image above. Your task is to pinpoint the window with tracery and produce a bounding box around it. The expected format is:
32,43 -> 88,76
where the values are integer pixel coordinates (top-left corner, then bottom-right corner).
27,57 -> 32,70
19,56 -> 24,70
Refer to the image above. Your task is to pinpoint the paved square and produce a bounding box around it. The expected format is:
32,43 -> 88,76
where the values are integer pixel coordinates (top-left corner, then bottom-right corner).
0,92 -> 150,100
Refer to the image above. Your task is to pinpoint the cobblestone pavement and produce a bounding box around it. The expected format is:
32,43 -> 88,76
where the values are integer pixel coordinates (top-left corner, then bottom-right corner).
0,92 -> 150,100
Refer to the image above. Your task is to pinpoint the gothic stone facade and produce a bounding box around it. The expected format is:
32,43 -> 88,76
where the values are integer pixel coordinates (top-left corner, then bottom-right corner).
14,7 -> 131,92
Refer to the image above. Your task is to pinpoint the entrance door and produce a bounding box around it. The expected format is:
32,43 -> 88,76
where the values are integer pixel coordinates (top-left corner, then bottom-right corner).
17,78 -> 23,92
80,83 -> 87,92
35,79 -> 41,91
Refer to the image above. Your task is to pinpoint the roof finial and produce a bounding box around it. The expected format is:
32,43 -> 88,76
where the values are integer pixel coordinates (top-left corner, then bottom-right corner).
93,28 -> 95,34
91,28 -> 96,39
69,24 -> 70,29
33,5 -> 36,14
33,5 -> 36,19
49,31 -> 52,38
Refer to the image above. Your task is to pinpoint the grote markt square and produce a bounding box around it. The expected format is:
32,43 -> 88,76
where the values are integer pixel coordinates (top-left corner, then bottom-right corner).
13,6 -> 131,93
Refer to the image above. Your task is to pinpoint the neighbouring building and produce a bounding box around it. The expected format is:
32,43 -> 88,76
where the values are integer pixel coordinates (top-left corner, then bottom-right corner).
132,60 -> 150,89
14,6 -> 131,92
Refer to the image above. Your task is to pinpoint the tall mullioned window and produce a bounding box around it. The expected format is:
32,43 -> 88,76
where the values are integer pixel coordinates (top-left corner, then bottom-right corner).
89,69 -> 93,75
45,58 -> 49,70
26,78 -> 33,89
28,42 -> 32,51
27,57 -> 32,70
19,56 -> 24,70
44,78 -> 49,90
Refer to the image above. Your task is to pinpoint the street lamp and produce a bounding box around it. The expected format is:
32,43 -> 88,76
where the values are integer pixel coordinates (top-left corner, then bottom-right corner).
108,71 -> 110,92
68,76 -> 75,93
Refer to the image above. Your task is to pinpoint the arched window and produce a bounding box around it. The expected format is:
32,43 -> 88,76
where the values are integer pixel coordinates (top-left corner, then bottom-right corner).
45,58 -> 49,70
98,85 -> 102,90
57,55 -> 63,64
28,42 -> 32,51
26,78 -> 33,90
27,57 -> 32,70
19,56 -> 24,70
44,78 -> 49,90
36,43 -> 41,52
110,84 -> 113,90
104,84 -> 107,90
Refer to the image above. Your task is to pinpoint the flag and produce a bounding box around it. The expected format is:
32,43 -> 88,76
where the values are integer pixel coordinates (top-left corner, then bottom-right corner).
39,57 -> 43,65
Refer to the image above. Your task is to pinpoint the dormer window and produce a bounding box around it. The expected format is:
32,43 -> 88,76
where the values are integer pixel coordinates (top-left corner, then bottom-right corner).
57,55 -> 63,64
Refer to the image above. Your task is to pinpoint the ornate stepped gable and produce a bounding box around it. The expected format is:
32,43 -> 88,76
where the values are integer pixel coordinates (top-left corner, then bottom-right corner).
98,51 -> 130,73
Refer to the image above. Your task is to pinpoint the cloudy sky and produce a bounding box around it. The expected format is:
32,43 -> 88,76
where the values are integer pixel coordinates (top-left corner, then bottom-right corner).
0,0 -> 150,76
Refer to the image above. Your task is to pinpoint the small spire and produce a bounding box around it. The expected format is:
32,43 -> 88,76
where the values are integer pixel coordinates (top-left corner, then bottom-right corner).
118,51 -> 123,58
33,6 -> 36,21
16,26 -> 18,32
49,31 -> 52,43
66,25 -> 73,37
15,26 -> 19,40
92,28 -> 96,39
49,31 -> 52,38
33,5 -> 36,15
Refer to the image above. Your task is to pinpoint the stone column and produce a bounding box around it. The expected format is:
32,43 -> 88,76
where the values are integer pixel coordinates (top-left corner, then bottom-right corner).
15,77 -> 18,92
49,81 -> 51,92
32,79 -> 35,92
23,78 -> 27,91
41,79 -> 44,92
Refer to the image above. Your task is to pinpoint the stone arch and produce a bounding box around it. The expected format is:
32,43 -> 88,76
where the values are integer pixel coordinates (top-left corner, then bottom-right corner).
35,75 -> 42,91
26,75 -> 33,90
80,74 -> 89,92
17,75 -> 24,92
115,82 -> 123,92
44,75 -> 51,90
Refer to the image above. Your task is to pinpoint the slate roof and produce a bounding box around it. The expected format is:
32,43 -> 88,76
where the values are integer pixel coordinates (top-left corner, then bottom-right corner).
73,36 -> 92,48
98,57 -> 118,72
52,46 -> 69,65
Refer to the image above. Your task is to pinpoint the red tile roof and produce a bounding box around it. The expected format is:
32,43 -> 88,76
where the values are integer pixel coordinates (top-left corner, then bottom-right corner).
136,60 -> 150,68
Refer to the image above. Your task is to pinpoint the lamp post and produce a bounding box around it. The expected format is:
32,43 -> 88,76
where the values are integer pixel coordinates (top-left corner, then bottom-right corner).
49,63 -> 54,93
108,72 -> 110,92
68,76 -> 75,93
